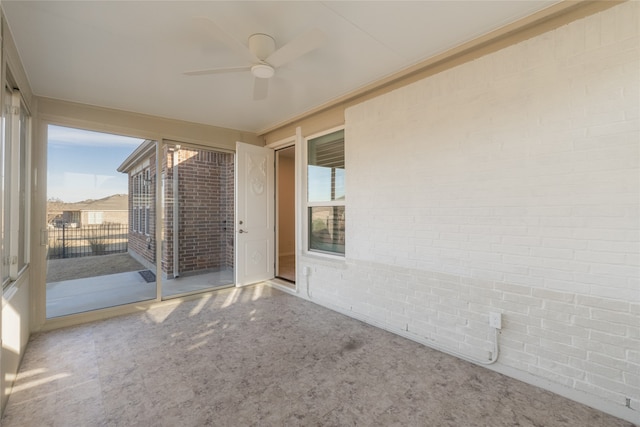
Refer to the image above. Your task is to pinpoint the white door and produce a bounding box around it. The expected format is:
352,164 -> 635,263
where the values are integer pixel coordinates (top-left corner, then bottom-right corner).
235,142 -> 275,286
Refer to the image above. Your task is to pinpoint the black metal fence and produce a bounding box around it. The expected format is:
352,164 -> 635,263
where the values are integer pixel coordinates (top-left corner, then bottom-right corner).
47,223 -> 129,260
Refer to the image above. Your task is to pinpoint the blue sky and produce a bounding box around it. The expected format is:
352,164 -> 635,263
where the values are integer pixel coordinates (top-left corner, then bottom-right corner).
308,165 -> 345,202
47,125 -> 145,203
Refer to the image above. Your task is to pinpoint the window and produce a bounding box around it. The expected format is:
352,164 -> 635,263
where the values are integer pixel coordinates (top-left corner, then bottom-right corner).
1,88 -> 11,286
307,129 -> 345,255
1,88 -> 30,288
144,168 -> 151,235
88,211 -> 104,225
68,211 -> 80,225
132,174 -> 138,232
132,167 -> 151,235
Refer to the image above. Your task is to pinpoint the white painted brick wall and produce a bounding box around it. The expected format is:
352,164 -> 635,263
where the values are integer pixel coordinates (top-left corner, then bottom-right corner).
299,1 -> 639,422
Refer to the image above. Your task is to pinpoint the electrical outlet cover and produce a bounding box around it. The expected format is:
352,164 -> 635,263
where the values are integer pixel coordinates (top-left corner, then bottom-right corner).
489,312 -> 502,329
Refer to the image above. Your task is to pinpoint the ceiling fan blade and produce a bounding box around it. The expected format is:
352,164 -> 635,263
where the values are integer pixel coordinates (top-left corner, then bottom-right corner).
253,77 -> 269,101
183,66 -> 251,76
266,28 -> 326,68
192,16 -> 258,63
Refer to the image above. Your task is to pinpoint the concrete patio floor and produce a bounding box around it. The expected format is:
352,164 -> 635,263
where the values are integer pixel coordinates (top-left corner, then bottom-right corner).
47,269 -> 234,318
4,284 -> 633,426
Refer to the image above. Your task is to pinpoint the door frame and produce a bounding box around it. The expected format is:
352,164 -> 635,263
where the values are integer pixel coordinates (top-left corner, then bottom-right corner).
266,131 -> 300,291
274,146 -> 295,283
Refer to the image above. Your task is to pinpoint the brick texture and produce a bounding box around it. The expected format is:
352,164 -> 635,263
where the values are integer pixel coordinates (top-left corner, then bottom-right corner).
128,147 -> 234,276
164,148 -> 234,276
301,1 -> 639,420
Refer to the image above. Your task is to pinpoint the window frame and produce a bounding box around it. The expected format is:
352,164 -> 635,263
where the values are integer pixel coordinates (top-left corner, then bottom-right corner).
2,88 -> 31,289
303,126 -> 346,258
143,168 -> 151,236
130,165 -> 152,235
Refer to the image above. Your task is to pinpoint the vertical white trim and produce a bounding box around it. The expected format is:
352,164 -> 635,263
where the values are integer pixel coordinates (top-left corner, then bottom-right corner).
0,26 -> 4,417
275,151 -> 281,277
23,102 -> 31,269
8,91 -> 20,278
299,127 -> 308,255
295,127 -> 303,285
267,135 -> 298,287
172,147 -> 179,278
155,141 -> 162,301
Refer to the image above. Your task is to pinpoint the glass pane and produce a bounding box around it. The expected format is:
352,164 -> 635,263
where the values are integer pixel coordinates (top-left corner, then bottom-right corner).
308,130 -> 344,203
309,206 -> 345,255
161,144 -> 235,298
46,125 -> 154,317
1,89 -> 10,286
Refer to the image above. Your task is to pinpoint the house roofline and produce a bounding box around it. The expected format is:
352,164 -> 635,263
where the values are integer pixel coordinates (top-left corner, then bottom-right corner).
117,139 -> 156,173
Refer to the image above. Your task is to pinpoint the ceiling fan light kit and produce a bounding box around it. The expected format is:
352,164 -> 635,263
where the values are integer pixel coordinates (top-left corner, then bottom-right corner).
251,64 -> 275,79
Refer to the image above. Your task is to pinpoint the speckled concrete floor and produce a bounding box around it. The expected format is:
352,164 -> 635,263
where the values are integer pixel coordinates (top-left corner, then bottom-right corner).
2,284 -> 633,426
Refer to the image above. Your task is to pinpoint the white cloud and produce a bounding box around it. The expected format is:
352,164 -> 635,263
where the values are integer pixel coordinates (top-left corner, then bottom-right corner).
48,125 -> 145,148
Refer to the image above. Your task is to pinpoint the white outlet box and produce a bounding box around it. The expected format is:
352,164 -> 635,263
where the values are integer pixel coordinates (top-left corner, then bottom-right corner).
489,312 -> 502,329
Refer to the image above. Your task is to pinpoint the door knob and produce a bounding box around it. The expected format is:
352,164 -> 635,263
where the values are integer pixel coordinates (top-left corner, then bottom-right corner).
239,229 -> 248,234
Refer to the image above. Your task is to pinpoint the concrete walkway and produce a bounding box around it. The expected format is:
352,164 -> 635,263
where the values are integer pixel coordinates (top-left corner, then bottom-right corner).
46,269 -> 235,318
46,271 -> 156,318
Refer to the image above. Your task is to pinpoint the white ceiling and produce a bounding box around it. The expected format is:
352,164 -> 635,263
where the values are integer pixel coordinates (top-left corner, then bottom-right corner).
3,1 -> 558,134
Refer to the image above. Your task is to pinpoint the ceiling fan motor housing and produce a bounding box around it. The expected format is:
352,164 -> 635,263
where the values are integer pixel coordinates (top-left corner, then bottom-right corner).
249,33 -> 276,60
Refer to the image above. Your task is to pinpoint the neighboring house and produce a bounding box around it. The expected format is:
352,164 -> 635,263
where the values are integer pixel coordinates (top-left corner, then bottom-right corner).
118,141 -> 234,278
57,194 -> 128,228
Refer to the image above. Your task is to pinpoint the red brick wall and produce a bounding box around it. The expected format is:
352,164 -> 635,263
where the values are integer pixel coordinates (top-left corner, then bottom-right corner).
162,147 -> 234,276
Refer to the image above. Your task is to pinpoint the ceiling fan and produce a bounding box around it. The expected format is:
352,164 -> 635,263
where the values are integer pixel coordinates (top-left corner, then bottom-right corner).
184,17 -> 326,100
